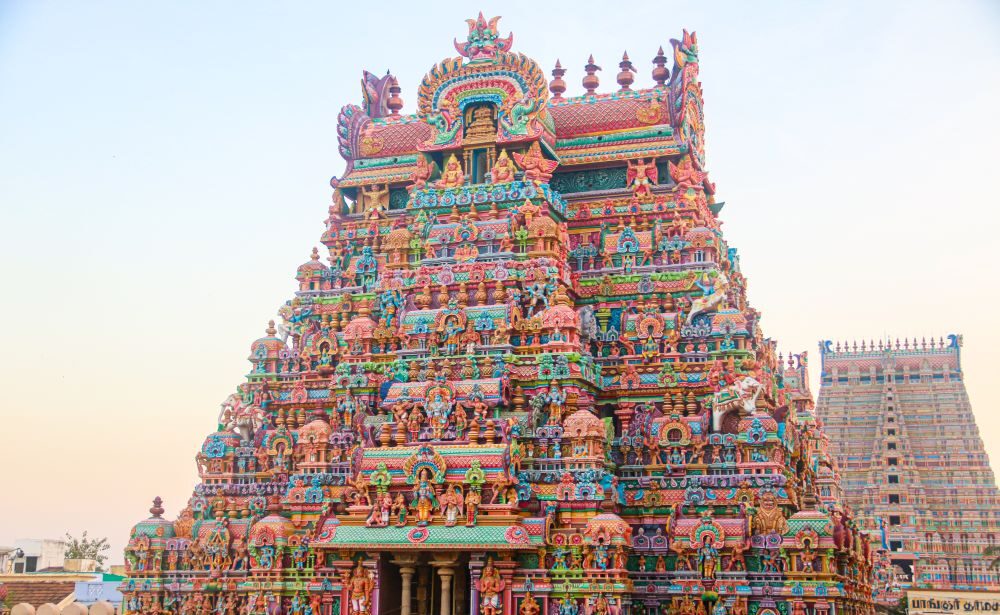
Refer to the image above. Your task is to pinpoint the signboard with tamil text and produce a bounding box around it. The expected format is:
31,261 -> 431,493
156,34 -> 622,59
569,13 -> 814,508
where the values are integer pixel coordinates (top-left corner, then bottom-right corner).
908,590 -> 1000,615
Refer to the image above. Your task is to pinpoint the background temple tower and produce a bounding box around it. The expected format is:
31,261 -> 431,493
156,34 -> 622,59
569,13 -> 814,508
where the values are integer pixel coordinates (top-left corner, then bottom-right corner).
816,336 -> 1000,591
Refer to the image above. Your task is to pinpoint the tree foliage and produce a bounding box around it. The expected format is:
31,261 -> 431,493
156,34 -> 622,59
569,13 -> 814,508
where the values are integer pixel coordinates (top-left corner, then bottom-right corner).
886,595 -> 908,615
64,531 -> 110,571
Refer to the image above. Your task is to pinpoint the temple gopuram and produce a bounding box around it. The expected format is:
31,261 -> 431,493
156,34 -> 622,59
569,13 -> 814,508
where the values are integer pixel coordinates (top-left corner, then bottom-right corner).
817,337 -> 1000,592
122,15 -> 876,615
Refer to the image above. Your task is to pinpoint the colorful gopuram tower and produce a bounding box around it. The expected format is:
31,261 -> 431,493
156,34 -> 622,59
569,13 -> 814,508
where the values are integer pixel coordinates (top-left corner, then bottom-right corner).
816,337 -> 1000,592
122,15 -> 875,615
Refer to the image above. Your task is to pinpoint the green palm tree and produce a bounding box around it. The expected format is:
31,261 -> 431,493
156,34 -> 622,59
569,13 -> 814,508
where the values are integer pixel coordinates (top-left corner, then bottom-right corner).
984,545 -> 1000,570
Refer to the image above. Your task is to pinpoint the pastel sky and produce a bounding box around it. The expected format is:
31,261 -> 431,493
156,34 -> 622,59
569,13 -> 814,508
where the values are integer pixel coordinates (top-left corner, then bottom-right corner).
1,1 -> 998,564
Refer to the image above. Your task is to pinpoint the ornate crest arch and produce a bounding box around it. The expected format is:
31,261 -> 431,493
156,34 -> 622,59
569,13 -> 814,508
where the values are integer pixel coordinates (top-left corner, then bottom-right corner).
417,17 -> 551,150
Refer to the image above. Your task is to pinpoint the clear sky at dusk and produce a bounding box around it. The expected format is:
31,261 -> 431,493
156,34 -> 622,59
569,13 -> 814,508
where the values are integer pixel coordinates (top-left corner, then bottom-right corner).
1,1 -> 998,563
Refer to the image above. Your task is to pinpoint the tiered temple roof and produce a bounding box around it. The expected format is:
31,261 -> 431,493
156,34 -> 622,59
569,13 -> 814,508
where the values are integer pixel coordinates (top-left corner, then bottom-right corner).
122,15 -> 876,615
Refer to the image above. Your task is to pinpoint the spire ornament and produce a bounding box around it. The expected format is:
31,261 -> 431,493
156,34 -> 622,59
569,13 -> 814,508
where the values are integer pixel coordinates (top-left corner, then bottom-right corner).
583,55 -> 601,94
550,60 -> 567,100
454,13 -> 513,62
149,496 -> 165,518
652,46 -> 670,87
617,52 -> 635,91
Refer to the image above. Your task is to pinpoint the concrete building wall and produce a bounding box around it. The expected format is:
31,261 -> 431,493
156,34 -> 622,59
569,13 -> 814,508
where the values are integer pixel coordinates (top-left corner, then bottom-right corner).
12,539 -> 67,572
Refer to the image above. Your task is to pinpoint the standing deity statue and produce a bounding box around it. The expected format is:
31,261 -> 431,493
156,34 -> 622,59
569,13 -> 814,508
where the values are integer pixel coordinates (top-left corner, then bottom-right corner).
558,597 -> 579,615
392,493 -> 409,527
465,488 -> 482,526
348,561 -> 374,615
411,468 -> 439,525
426,391 -> 453,439
477,557 -> 505,615
698,535 -> 719,579
440,484 -> 464,527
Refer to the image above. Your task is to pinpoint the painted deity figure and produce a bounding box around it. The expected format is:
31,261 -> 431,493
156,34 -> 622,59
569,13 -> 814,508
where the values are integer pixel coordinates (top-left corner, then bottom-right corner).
558,597 -> 578,615
726,541 -> 747,571
465,488 -> 482,526
440,484 -> 464,527
668,152 -> 710,190
627,158 -> 658,198
256,546 -> 275,570
491,149 -> 516,183
360,183 -> 389,219
411,468 -> 439,525
292,541 -> 309,571
698,535 -> 719,580
453,402 -> 468,439
593,543 -> 609,570
427,390 -> 452,439
338,391 -> 358,424
801,544 -> 817,572
678,596 -> 697,615
470,396 -> 490,422
365,493 -> 392,527
443,317 -> 464,356
752,492 -> 789,535
348,561 -> 374,615
512,142 -> 558,182
349,472 -> 371,507
519,593 -> 540,615
478,558 -> 505,615
490,472 -> 517,505
436,154 -> 465,188
759,549 -> 779,573
391,400 -> 412,423
686,271 -> 729,326
407,406 -> 424,442
392,493 -> 408,527
411,155 -> 433,189
545,384 -> 567,425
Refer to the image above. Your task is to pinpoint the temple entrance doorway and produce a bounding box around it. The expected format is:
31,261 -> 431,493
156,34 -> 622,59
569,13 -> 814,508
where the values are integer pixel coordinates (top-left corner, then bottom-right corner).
380,554 -> 470,615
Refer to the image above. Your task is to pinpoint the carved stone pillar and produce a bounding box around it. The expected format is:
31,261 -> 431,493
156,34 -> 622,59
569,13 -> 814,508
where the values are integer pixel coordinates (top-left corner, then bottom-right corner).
394,556 -> 419,615
432,555 -> 459,615
400,565 -> 415,615
438,567 -> 454,615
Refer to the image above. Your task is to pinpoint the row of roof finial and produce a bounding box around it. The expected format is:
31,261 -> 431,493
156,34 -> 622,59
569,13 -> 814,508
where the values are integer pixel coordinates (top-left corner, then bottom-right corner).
823,336 -> 958,354
777,352 -> 808,369
364,48 -> 673,118
549,48 -> 672,99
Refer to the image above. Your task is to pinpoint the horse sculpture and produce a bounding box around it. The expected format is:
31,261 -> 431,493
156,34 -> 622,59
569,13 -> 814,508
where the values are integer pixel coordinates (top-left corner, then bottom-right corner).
685,271 -> 729,326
